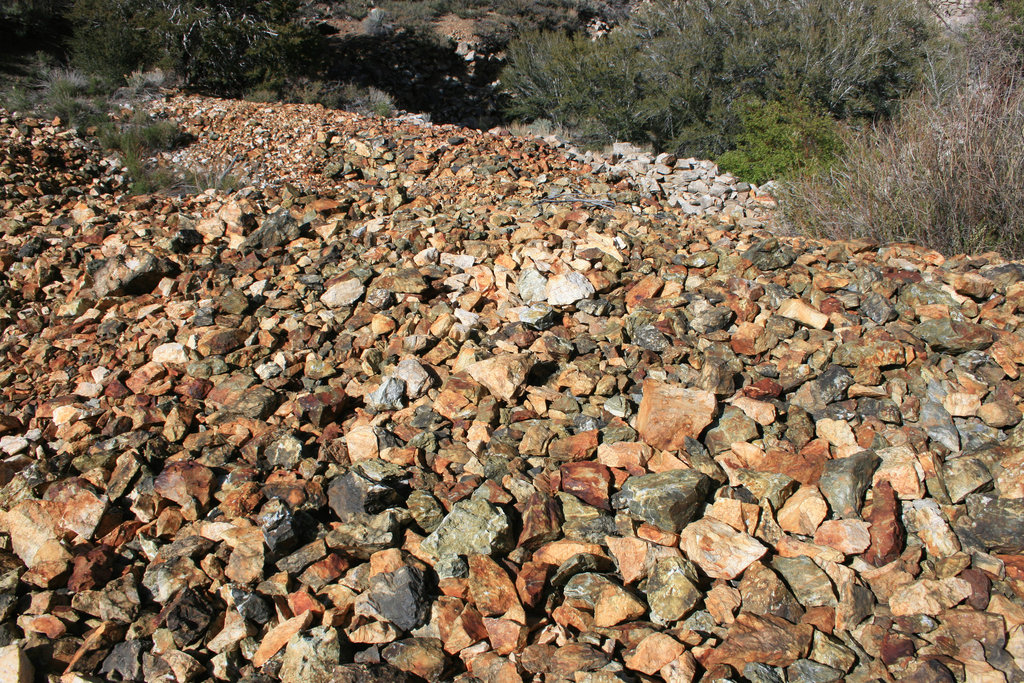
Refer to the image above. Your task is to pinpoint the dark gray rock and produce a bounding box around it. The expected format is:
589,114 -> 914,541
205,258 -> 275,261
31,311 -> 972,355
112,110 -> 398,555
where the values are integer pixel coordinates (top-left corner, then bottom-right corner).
328,469 -> 402,522
787,658 -> 844,682
612,469 -> 713,533
860,292 -> 897,325
965,493 -> 1024,553
818,450 -> 880,518
331,664 -> 414,683
276,539 -> 326,574
101,640 -> 146,681
163,587 -> 214,646
919,399 -> 960,452
259,504 -> 302,555
791,365 -> 854,415
242,209 -> 301,252
229,587 -> 274,624
744,238 -> 797,270
366,566 -> 431,631
367,375 -> 406,411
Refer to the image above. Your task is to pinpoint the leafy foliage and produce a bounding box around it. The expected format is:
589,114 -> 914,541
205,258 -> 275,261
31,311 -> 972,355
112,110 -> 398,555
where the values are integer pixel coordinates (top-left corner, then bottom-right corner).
503,30 -> 657,147
502,0 -> 929,161
67,0 -> 322,94
0,0 -> 68,41
717,97 -> 843,185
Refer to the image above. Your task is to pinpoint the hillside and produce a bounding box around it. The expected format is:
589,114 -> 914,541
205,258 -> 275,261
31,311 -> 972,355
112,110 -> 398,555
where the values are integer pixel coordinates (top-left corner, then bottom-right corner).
1,95 -> 1024,682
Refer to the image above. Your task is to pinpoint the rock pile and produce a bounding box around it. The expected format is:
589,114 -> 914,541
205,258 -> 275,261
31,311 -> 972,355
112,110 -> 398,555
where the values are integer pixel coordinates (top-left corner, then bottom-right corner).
556,141 -> 777,221
2,96 -> 1024,682
1,115 -> 124,204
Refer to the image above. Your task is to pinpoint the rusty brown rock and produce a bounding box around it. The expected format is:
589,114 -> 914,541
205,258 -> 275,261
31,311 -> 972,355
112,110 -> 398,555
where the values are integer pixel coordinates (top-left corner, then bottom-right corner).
636,379 -> 717,450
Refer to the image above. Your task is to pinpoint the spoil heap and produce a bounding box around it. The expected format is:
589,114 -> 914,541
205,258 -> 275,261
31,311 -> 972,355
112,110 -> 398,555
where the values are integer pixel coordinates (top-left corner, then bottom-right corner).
1,96 -> 1024,682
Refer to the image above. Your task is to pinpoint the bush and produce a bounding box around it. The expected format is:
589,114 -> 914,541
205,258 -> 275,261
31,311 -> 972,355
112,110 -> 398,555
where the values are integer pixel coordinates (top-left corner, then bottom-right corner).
1,64 -> 115,128
717,96 -> 843,185
67,0 -> 322,95
502,0 -> 930,158
0,0 -> 68,42
781,15 -> 1024,257
503,30 -> 658,148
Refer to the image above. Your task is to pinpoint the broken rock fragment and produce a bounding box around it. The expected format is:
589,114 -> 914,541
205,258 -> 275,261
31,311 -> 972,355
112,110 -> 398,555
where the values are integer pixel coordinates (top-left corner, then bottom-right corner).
636,379 -> 717,450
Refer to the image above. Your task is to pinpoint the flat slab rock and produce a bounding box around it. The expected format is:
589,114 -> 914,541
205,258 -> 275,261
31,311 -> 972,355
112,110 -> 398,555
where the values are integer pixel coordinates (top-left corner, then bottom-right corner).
2,96 -> 1024,683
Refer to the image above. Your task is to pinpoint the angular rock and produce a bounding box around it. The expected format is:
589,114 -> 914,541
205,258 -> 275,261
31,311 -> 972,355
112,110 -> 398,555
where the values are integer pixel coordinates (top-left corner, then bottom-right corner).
817,450 -> 880,518
613,469 -> 713,533
636,379 -> 717,450
366,566 -> 431,632
680,517 -> 766,579
420,496 -> 514,559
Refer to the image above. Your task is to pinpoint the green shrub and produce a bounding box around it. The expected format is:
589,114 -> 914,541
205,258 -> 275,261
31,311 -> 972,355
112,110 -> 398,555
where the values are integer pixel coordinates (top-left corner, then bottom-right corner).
0,0 -> 68,41
67,0 -> 322,95
717,96 -> 843,184
339,84 -> 397,117
502,0 -> 930,156
97,110 -> 187,194
503,30 -> 658,148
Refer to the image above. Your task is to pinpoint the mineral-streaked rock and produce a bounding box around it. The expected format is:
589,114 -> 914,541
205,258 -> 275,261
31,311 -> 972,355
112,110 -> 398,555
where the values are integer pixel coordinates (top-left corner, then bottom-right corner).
420,496 -> 514,559
818,450 -> 880,518
644,556 -> 702,624
613,469 -> 712,533
964,493 -> 1024,553
466,354 -> 534,402
321,278 -> 365,308
680,517 -> 766,579
636,379 -> 717,450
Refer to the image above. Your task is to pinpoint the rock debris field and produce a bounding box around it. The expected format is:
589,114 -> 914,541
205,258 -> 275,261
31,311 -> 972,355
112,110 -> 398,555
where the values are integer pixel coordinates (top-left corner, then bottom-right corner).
1,94 -> 1024,682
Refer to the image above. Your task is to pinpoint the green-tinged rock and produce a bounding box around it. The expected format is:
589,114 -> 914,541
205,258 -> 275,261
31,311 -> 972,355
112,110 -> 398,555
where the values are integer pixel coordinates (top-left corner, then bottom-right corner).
645,556 -> 702,624
912,317 -> 995,353
420,496 -> 513,559
818,450 -> 880,518
612,469 -> 713,533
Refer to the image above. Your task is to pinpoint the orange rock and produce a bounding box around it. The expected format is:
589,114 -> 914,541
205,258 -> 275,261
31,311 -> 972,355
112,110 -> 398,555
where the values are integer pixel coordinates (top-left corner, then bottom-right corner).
606,536 -> 650,584
596,441 -> 652,470
777,485 -> 829,536
814,519 -> 871,555
593,585 -> 646,627
624,633 -> 686,675
625,274 -> 664,311
705,583 -> 742,625
680,517 -> 766,580
483,617 -> 528,655
252,611 -> 314,667
468,555 -> 523,621
532,540 -> 605,565
636,379 -> 717,451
